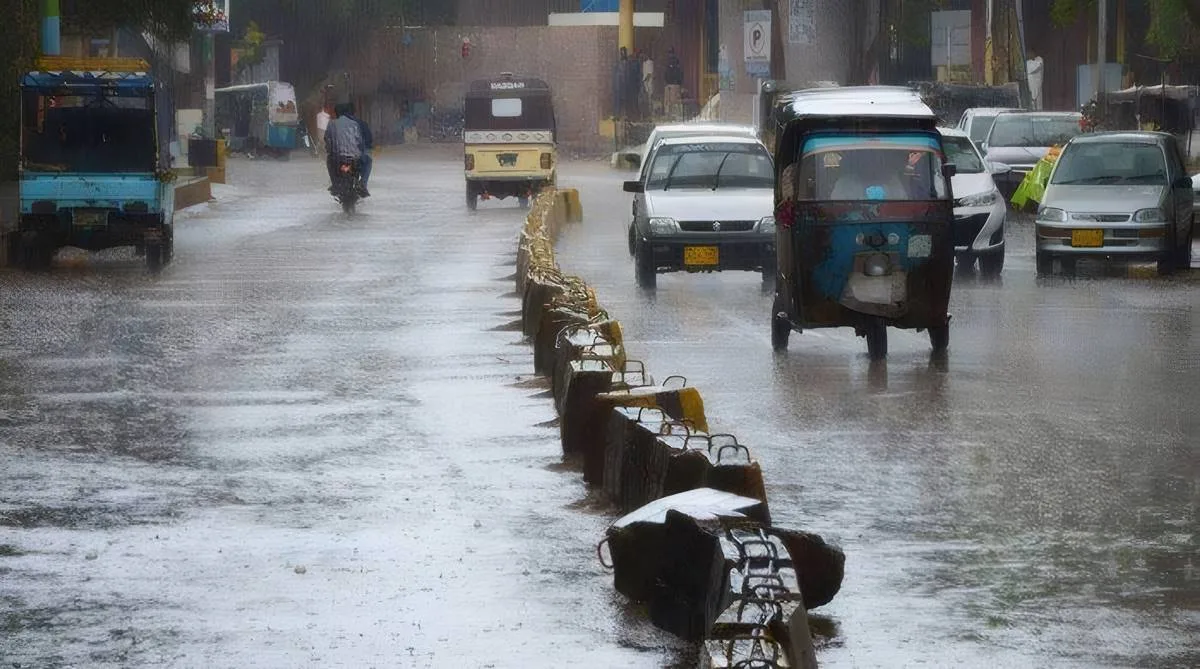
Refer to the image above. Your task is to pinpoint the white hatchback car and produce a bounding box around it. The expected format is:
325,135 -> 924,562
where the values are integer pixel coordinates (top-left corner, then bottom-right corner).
938,127 -> 1010,277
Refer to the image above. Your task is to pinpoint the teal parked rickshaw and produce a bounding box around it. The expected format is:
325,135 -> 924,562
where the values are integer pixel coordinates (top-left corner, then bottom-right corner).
766,86 -> 957,359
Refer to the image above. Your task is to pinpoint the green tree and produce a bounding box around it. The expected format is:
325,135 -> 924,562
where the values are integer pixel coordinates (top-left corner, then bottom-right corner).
65,0 -> 219,43
1051,0 -> 1200,58
1,0 -> 41,181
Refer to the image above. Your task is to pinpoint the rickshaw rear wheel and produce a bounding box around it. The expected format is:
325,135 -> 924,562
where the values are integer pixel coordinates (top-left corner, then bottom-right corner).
771,314 -> 790,351
979,249 -> 1004,278
865,319 -> 887,360
928,324 -> 949,352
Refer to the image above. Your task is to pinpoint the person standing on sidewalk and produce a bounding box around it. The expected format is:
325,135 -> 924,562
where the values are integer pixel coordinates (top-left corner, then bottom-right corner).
664,47 -> 684,120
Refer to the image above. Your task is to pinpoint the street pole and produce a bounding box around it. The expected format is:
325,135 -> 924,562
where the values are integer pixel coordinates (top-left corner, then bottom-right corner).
619,0 -> 634,54
1097,0 -> 1108,101
42,0 -> 61,56
984,0 -> 994,85
1014,0 -> 1031,109
203,32 -> 215,139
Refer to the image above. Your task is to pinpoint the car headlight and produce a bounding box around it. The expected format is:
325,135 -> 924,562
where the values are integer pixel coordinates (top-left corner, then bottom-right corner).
1133,208 -> 1166,223
956,189 -> 999,208
757,215 -> 776,234
648,217 -> 677,235
1038,207 -> 1067,222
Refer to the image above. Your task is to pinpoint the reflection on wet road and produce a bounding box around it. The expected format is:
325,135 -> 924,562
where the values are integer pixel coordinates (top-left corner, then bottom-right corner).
558,167 -> 1199,668
0,151 -> 686,668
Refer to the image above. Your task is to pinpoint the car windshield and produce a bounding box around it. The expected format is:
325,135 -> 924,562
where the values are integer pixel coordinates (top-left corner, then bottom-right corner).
941,135 -> 985,174
787,134 -> 950,201
968,114 -> 998,143
1050,142 -> 1169,186
645,142 -> 774,190
988,115 -> 1081,148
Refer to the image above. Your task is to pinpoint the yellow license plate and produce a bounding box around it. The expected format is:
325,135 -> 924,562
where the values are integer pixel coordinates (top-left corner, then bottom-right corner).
683,246 -> 719,266
1071,229 -> 1104,247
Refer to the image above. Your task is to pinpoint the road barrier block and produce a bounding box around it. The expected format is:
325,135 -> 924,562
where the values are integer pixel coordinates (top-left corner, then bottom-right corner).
556,188 -> 583,223
560,361 -> 654,479
534,305 -> 595,376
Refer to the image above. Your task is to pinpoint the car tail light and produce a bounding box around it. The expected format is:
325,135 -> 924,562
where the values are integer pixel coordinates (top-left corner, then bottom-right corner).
540,153 -> 552,169
465,154 -> 475,170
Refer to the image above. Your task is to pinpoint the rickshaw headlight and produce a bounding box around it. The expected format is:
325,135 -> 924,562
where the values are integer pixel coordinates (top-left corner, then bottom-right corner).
757,216 -> 776,234
1038,207 -> 1067,222
864,254 -> 890,277
1133,207 -> 1166,222
649,217 -> 677,235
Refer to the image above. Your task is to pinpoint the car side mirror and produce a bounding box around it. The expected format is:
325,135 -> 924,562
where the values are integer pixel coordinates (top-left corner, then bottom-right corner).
943,163 -> 958,178
989,161 -> 1012,175
623,180 -> 645,194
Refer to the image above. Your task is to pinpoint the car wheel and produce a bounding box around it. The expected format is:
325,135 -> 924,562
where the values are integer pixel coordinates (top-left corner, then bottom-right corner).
771,313 -> 790,352
627,224 -> 636,257
1035,251 -> 1053,277
979,248 -> 1005,279
1176,220 -> 1194,269
865,319 -> 887,361
466,187 -> 478,211
635,241 -> 657,290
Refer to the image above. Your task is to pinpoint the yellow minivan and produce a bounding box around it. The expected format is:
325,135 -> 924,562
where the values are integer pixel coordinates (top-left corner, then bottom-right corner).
463,73 -> 557,210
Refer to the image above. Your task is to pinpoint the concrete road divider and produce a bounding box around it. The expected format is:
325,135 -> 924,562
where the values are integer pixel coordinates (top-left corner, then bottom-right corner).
597,489 -> 836,666
512,187 -> 843,665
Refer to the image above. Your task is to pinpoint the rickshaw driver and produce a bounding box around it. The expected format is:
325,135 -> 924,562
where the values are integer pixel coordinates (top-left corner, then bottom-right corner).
831,149 -> 913,200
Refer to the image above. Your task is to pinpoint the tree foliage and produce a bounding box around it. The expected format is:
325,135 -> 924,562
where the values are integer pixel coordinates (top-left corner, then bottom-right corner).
1,0 -> 40,180
64,0 -> 205,43
229,0 -> 456,102
1051,0 -> 1200,58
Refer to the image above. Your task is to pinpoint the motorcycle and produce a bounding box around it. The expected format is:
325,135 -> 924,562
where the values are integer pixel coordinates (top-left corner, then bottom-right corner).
330,157 -> 364,213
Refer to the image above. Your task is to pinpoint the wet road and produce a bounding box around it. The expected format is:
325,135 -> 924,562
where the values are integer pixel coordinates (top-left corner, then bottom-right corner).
558,168 -> 1199,667
0,150 -> 687,668
0,150 -> 1195,668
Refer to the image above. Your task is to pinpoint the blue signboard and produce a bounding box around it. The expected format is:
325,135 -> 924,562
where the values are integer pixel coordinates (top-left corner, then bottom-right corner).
581,0 -> 620,11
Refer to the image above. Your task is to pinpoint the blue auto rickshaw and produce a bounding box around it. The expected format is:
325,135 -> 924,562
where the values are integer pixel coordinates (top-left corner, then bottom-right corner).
767,87 -> 956,359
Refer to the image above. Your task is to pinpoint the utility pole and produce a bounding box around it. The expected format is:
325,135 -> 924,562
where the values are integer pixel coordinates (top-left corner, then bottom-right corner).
984,0 -> 994,85
619,0 -> 634,54
1014,0 -> 1031,108
1097,0 -> 1108,100
203,32 -> 216,139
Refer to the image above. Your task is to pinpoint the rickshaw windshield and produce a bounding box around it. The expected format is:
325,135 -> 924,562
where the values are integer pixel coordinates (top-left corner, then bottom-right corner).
464,94 -> 555,131
787,133 -> 949,202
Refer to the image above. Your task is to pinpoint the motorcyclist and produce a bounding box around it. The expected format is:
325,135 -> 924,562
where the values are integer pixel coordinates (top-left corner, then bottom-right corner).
340,104 -> 374,197
324,103 -> 365,196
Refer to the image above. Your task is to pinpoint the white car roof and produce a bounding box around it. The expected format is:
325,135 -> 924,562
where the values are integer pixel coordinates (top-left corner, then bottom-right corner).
652,122 -> 757,135
937,126 -> 970,138
655,134 -> 764,147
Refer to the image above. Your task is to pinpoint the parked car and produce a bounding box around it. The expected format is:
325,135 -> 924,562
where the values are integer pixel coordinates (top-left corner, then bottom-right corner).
1036,131 -> 1195,276
623,135 -> 776,289
938,127 -> 1010,277
957,106 -> 1021,145
981,111 -> 1083,197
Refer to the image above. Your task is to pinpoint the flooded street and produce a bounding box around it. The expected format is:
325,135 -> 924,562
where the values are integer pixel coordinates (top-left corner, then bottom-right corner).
2,150 -> 1197,667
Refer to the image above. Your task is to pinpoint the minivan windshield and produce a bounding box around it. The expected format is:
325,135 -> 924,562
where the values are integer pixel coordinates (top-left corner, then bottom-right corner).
941,135 -> 985,174
645,142 -> 774,190
1050,142 -> 1168,186
988,114 -> 1081,148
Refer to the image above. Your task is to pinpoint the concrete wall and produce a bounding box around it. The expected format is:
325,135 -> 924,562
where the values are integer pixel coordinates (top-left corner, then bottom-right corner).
352,25 -> 664,154
717,0 -> 878,124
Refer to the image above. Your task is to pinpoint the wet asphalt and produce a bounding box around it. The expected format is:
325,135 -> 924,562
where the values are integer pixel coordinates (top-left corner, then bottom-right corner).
0,148 -> 1196,668
557,166 -> 1200,668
